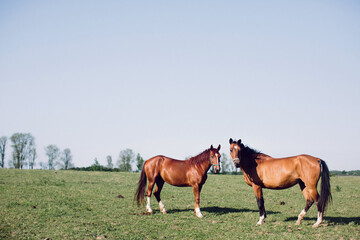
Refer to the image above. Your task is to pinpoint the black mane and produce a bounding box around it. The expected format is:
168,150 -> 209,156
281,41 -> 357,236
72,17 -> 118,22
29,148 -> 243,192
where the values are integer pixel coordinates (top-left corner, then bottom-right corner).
240,144 -> 261,168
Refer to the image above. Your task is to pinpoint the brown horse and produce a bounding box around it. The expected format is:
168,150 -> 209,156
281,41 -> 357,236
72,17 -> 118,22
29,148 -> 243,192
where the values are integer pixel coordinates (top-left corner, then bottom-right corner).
135,145 -> 221,218
229,138 -> 332,228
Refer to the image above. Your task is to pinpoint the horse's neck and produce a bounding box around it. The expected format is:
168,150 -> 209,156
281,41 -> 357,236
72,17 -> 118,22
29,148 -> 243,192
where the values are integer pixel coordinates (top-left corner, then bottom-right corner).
197,158 -> 211,174
240,153 -> 271,177
239,153 -> 257,171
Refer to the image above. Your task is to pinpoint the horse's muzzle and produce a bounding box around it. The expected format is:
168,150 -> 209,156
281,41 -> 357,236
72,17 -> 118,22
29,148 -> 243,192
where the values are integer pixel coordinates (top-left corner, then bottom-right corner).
212,164 -> 221,174
213,168 -> 220,174
232,158 -> 241,168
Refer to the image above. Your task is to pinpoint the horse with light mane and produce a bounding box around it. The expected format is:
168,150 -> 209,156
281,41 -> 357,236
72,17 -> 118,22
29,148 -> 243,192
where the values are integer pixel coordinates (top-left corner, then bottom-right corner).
229,138 -> 332,228
135,145 -> 221,218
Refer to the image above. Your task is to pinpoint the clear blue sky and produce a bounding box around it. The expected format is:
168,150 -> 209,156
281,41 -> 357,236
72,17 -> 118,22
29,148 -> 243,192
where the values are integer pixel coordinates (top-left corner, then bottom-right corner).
1,1 -> 359,170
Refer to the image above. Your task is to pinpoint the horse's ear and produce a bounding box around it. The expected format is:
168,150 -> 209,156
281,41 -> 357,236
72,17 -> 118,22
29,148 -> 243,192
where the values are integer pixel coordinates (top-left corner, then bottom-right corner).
229,138 -> 233,144
217,144 -> 221,151
210,145 -> 214,150
237,139 -> 242,145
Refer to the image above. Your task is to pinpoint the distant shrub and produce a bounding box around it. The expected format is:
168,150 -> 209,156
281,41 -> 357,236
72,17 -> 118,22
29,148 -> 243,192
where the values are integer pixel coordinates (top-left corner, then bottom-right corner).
330,170 -> 360,176
68,164 -> 122,172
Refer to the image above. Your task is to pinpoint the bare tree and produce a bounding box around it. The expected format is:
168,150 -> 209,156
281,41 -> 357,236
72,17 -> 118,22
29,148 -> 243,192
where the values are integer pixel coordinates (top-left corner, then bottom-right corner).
60,148 -> 73,170
0,136 -> 7,168
136,153 -> 144,172
106,155 -> 113,169
93,157 -> 100,166
117,149 -> 135,172
45,145 -> 60,170
39,161 -> 48,170
220,153 -> 235,174
10,133 -> 35,169
29,148 -> 37,169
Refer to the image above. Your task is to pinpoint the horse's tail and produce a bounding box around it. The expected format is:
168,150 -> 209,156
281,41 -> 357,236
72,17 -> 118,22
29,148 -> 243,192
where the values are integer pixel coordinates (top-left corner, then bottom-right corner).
318,160 -> 332,213
134,165 -> 147,207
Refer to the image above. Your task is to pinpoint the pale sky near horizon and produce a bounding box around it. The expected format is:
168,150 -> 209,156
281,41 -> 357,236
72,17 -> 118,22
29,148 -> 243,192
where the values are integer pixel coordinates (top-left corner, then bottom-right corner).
1,1 -> 359,170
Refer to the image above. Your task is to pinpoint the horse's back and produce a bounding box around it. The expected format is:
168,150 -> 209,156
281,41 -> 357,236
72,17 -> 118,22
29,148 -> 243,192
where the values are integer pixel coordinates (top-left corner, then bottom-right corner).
262,154 -> 320,168
257,154 -> 321,189
144,155 -> 191,186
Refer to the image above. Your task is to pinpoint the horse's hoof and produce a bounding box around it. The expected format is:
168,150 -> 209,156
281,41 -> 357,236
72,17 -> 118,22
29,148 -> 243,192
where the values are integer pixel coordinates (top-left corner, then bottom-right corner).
312,223 -> 319,228
146,207 -> 153,214
256,220 -> 265,225
295,221 -> 301,225
161,210 -> 167,214
256,216 -> 265,225
195,208 -> 203,218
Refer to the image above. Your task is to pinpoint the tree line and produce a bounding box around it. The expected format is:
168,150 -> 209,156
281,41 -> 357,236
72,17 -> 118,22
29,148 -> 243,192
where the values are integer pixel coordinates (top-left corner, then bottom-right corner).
71,149 -> 144,172
0,133 -> 74,170
0,132 -> 145,172
1,132 -> 265,174
3,134 -> 358,174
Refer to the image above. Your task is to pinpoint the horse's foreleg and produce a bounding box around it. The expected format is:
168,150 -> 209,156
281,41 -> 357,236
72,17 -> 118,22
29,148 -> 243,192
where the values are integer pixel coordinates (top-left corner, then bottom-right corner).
154,178 -> 166,214
193,184 -> 203,218
253,185 -> 266,225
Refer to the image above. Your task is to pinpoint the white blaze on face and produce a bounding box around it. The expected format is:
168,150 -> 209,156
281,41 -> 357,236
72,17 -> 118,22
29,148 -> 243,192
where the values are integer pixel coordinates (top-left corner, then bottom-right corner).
232,145 -> 240,163
213,153 -> 220,172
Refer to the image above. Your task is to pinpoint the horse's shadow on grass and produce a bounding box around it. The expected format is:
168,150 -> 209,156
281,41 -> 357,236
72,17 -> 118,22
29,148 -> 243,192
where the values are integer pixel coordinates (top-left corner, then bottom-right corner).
168,207 -> 280,216
285,216 -> 360,225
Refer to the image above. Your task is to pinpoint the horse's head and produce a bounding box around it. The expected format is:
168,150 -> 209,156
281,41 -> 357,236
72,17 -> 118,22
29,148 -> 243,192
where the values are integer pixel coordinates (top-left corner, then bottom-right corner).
209,144 -> 221,173
229,138 -> 242,168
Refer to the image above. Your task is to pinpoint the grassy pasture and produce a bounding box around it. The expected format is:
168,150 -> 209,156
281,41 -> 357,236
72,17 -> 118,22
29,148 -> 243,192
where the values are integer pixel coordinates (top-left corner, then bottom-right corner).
0,169 -> 359,239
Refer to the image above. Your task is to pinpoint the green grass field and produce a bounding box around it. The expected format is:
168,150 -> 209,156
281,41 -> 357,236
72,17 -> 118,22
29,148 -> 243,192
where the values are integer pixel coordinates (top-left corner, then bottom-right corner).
0,169 -> 359,239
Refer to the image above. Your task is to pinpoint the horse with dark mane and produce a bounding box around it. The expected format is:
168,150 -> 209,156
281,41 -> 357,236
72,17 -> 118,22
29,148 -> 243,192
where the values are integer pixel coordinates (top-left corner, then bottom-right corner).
229,138 -> 332,228
135,145 -> 221,218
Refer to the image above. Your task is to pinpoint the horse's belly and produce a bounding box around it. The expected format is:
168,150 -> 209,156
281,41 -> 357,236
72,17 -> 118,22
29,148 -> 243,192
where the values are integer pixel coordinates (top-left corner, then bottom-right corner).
161,171 -> 190,187
263,177 -> 299,189
168,182 -> 191,187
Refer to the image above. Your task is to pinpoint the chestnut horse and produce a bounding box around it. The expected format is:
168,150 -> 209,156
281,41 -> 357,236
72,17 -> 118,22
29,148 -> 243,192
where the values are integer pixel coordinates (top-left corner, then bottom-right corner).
229,138 -> 332,228
135,145 -> 221,218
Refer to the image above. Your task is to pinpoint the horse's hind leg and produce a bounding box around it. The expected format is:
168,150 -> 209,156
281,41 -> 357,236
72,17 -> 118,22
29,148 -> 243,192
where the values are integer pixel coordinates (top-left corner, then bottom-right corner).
154,177 -> 166,214
146,178 -> 156,213
302,186 -> 322,228
296,182 -> 314,225
298,183 -> 322,228
310,188 -> 323,228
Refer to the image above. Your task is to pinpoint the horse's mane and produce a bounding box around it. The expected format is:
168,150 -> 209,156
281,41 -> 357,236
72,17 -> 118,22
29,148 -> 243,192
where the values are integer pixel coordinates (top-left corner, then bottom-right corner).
189,148 -> 211,165
240,144 -> 262,168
